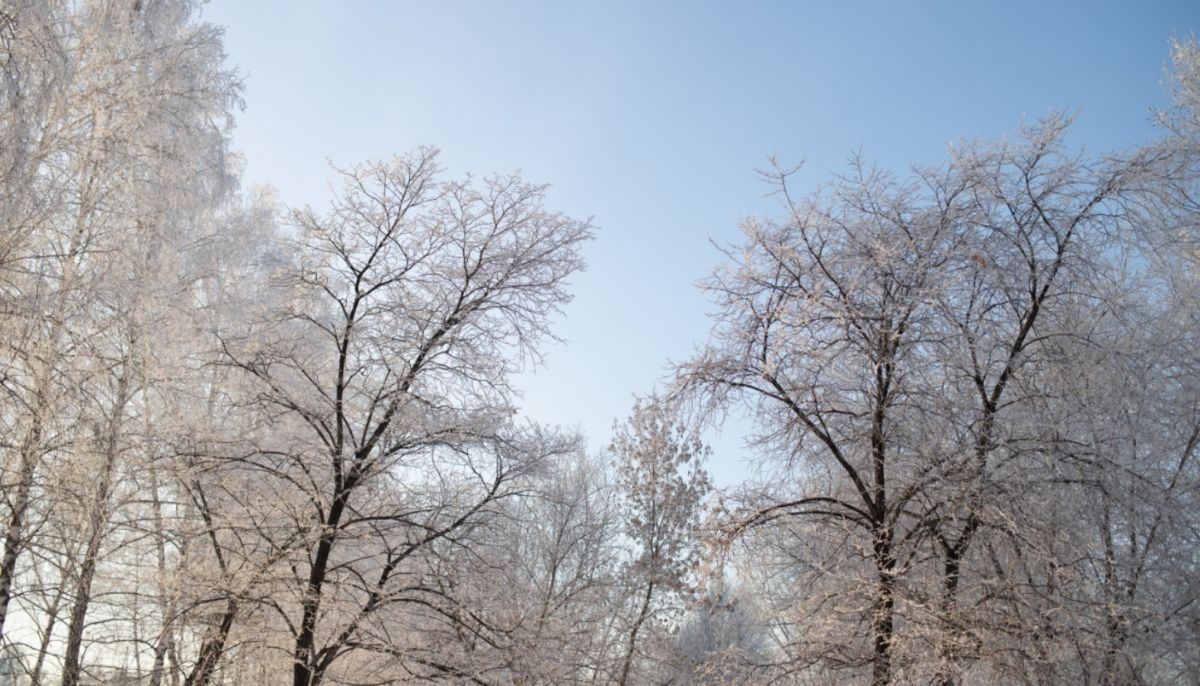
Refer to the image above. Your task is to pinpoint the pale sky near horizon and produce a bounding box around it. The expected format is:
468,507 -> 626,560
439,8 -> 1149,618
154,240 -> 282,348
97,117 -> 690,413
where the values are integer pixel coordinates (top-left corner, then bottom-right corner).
203,0 -> 1199,486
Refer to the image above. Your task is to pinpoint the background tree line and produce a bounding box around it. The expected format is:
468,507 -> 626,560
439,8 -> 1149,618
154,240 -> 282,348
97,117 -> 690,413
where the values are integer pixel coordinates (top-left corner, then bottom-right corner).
0,1 -> 1197,685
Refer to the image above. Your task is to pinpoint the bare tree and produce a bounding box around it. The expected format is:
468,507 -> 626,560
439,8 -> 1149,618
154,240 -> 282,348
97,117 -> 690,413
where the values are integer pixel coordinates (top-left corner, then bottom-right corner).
414,447 -> 626,685
676,151 -> 974,684
676,114 -> 1175,684
0,0 -> 239,663
219,149 -> 592,686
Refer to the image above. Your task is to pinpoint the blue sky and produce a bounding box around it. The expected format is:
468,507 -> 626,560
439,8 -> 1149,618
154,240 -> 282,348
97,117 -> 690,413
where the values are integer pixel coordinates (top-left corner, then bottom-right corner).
204,0 -> 1199,485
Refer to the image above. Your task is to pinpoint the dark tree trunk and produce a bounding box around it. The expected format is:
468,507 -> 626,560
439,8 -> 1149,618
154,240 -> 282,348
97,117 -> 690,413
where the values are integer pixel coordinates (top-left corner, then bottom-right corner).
293,496 -> 347,686
871,530 -> 895,686
184,598 -> 238,686
0,411 -> 46,642
60,369 -> 129,686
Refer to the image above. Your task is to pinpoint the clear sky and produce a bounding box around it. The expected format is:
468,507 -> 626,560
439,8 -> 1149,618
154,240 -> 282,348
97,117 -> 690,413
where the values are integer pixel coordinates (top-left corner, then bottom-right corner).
203,0 -> 1199,486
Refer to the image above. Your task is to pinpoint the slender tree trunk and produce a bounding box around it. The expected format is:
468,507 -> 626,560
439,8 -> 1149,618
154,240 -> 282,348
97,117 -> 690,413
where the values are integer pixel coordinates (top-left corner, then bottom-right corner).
0,396 -> 48,640
617,579 -> 655,686
60,367 -> 130,686
184,598 -> 238,686
168,637 -> 183,686
149,459 -> 179,686
31,562 -> 69,686
293,495 -> 347,686
0,131 -> 98,643
871,530 -> 895,686
1099,502 -> 1128,686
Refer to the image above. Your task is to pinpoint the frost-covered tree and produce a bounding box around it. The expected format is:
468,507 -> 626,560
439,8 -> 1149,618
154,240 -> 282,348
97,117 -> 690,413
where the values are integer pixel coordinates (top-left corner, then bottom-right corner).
610,397 -> 710,686
0,1 -> 240,677
676,114 -> 1179,684
673,585 -> 770,685
444,447 -> 625,684
218,149 -> 592,686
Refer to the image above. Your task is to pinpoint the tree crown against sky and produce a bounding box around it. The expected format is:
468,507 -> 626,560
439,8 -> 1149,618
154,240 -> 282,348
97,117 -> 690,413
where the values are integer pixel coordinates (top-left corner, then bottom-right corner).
0,2 -> 1199,685
204,1 -> 1200,488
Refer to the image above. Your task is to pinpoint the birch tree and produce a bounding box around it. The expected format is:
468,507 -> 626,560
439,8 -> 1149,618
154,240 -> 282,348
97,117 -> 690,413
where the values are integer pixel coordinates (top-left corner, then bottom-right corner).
0,0 -> 239,662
